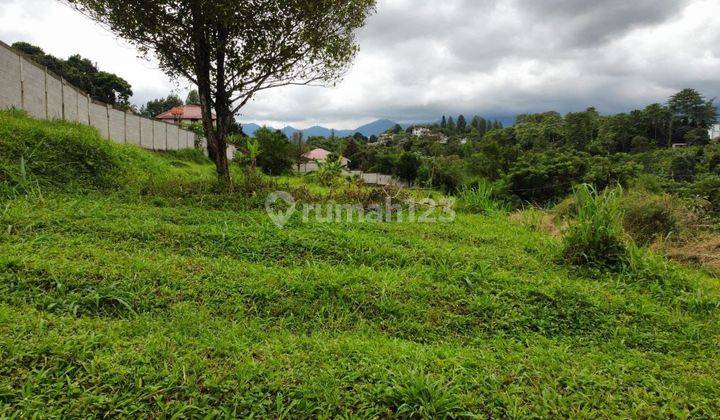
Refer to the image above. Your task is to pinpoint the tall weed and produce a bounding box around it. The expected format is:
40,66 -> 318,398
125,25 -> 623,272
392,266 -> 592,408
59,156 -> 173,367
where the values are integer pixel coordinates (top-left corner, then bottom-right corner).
562,184 -> 628,268
457,180 -> 505,214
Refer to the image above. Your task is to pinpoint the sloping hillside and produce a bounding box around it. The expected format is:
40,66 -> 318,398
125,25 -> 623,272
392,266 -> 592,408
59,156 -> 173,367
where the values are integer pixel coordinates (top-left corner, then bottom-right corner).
0,112 -> 719,417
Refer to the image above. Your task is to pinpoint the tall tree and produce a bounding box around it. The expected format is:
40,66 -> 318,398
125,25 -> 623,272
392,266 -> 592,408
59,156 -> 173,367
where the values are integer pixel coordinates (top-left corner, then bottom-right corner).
456,115 -> 467,133
441,116 -> 447,128
140,94 -> 184,118
669,88 -> 717,130
186,89 -> 200,105
66,0 -> 376,184
344,137 -> 362,169
447,116 -> 456,132
640,103 -> 672,147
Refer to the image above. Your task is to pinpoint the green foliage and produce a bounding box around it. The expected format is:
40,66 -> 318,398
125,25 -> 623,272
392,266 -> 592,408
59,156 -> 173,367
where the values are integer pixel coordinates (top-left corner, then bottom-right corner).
254,127 -> 293,175
316,155 -> 344,187
456,180 -> 505,214
505,150 -> 586,203
343,138 -> 363,170
139,94 -> 183,118
669,88 -> 717,131
684,127 -> 710,146
691,174 -> 720,214
394,152 -> 421,184
418,156 -> 465,193
620,190 -> 690,244
562,184 -> 628,268
583,154 -> 642,190
185,89 -> 200,105
0,110 -> 124,192
163,148 -> 210,165
1,116 -> 720,416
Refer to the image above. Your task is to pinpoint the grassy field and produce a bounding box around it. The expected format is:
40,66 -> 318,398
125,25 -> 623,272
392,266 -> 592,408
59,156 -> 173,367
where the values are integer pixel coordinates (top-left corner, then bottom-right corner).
1,111 -> 719,417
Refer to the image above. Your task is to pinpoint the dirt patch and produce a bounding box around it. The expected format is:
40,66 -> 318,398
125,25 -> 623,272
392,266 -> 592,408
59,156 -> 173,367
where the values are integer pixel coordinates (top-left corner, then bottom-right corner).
654,234 -> 720,277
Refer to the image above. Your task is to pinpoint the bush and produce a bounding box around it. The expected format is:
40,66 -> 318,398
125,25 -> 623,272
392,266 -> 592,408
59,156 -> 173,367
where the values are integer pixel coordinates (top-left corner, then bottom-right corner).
417,156 -> 465,193
505,150 -> 587,203
163,148 -> 210,165
562,184 -> 628,268
254,127 -> 294,175
691,174 -> 720,215
316,157 -> 344,187
620,190 -> 690,244
456,180 -> 505,214
583,154 -> 642,191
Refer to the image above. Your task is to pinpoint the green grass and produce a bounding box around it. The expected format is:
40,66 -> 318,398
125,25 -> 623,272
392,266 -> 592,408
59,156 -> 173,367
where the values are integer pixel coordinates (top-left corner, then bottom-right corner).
1,112 -> 719,417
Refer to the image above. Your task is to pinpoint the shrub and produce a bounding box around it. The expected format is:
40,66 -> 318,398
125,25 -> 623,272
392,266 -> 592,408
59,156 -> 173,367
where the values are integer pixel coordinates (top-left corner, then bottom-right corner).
456,180 -> 505,214
562,184 -> 628,268
691,174 -> 720,215
163,148 -> 210,165
669,153 -> 697,181
254,127 -> 293,175
316,157 -> 344,187
418,156 -> 465,193
620,190 -> 690,244
583,154 -> 642,191
394,152 -> 421,185
504,150 -> 587,203
684,128 -> 710,146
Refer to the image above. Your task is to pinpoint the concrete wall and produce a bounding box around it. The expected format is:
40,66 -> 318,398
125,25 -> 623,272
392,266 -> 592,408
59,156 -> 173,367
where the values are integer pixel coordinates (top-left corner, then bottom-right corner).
46,73 -> 63,120
77,93 -> 89,125
0,44 -> 21,109
62,83 -> 78,122
0,40 -> 198,151
153,121 -> 166,150
166,124 -> 179,150
89,101 -> 109,139
21,57 -> 46,119
125,113 -> 141,146
140,118 -> 154,149
108,107 -> 125,144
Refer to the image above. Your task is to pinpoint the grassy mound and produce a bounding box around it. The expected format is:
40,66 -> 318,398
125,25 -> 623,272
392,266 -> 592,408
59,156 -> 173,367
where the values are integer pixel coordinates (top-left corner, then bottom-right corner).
0,110 -> 211,195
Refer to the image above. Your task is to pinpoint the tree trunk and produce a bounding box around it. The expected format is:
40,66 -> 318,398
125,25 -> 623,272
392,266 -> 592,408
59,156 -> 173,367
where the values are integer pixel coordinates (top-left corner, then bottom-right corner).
189,3 -> 229,185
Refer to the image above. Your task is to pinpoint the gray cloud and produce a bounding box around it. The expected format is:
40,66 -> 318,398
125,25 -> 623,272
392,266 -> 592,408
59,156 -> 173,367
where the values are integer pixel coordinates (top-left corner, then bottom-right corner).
1,0 -> 718,128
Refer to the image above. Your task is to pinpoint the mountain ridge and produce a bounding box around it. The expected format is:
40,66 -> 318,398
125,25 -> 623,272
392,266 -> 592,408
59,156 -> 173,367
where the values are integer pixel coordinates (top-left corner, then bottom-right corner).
240,119 -> 410,139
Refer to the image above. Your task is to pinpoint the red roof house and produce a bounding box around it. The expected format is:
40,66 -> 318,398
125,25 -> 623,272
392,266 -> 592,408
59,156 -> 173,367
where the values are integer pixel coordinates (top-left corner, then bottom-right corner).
155,104 -> 216,124
302,148 -> 350,166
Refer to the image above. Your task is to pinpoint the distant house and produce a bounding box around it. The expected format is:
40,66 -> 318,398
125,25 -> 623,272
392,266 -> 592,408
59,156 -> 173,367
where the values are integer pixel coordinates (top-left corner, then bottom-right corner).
156,104 -> 216,125
302,148 -> 350,167
709,124 -> 720,141
412,127 -> 431,137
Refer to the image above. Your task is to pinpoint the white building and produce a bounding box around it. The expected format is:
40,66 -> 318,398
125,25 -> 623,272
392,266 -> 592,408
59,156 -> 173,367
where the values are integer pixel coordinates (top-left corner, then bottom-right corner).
412,127 -> 431,137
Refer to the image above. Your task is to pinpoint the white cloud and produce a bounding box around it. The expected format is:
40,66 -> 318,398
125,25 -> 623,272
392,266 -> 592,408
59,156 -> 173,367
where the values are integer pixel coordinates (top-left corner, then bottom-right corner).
1,0 -> 719,129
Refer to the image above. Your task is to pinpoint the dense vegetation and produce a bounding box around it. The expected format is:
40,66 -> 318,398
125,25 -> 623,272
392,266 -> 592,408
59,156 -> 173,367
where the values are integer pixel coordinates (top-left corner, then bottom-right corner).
1,110 -> 719,417
297,89 -> 718,209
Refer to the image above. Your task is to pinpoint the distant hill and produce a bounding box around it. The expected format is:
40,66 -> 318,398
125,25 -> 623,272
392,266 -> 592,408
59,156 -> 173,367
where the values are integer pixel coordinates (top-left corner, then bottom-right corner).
239,119 -> 409,139
239,116 -> 516,138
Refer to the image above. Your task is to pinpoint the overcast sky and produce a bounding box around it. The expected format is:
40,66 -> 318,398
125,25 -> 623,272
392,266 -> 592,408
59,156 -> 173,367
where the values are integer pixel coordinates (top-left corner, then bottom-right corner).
1,0 -> 719,129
